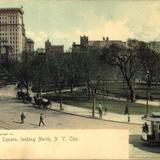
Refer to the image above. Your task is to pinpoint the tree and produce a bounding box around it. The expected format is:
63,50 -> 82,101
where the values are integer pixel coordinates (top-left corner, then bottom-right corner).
101,40 -> 140,103
30,52 -> 48,97
47,53 -> 67,110
65,50 -> 82,98
138,41 -> 160,99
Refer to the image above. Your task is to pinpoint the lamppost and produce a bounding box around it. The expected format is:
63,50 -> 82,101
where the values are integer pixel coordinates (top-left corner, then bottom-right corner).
90,80 -> 97,118
146,70 -> 150,116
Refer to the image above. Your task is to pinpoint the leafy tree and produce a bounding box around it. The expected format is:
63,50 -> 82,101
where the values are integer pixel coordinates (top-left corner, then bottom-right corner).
138,41 -> 160,99
65,51 -> 82,97
101,40 -> 140,103
47,53 -> 67,110
30,52 -> 48,97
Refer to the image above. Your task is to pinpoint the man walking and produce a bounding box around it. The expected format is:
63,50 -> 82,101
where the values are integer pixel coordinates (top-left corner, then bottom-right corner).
128,114 -> 130,122
39,113 -> 45,126
98,103 -> 103,119
21,112 -> 25,124
124,103 -> 129,115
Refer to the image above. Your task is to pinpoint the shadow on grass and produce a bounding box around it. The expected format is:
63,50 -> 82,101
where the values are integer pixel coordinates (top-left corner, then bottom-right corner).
130,135 -> 160,154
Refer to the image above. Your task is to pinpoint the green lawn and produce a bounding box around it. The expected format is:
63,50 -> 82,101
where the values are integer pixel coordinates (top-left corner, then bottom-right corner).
43,91 -> 160,115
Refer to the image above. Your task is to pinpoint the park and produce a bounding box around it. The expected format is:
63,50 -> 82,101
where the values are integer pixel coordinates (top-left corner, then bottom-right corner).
0,39 -> 160,158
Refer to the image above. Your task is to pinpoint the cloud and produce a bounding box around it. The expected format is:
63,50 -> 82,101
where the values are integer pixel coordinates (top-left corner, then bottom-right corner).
26,10 -> 134,50
26,3 -> 160,50
124,2 -> 160,41
26,30 -> 48,48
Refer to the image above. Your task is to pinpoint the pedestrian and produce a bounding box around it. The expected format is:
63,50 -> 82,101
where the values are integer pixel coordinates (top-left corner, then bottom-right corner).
104,106 -> 108,113
128,114 -> 130,122
39,113 -> 45,126
143,122 -> 149,133
98,103 -> 103,119
21,112 -> 25,124
124,103 -> 129,115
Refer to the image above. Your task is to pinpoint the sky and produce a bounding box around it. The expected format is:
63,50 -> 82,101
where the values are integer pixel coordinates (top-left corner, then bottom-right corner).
0,0 -> 160,50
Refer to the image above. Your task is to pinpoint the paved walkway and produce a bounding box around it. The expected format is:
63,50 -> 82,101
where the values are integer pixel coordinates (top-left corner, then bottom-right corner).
50,101 -> 144,125
19,85 -> 149,125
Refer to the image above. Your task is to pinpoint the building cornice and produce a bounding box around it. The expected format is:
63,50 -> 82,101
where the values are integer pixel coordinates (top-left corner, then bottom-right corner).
0,8 -> 24,14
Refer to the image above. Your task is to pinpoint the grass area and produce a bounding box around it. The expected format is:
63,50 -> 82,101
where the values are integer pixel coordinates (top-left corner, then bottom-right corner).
43,91 -> 160,115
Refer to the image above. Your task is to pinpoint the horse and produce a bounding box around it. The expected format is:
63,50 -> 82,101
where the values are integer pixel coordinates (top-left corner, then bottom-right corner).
24,93 -> 32,102
16,91 -> 32,103
16,91 -> 25,99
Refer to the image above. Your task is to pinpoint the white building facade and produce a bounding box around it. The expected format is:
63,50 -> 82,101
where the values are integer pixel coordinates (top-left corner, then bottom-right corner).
0,8 -> 25,60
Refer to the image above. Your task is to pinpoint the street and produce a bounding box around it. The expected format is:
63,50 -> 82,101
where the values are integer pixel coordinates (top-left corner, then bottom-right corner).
0,85 -> 159,159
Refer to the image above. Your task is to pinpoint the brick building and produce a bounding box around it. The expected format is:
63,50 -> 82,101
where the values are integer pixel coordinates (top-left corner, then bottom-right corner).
45,39 -> 64,55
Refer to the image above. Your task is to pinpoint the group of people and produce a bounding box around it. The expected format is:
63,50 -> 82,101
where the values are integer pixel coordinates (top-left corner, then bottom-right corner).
20,112 -> 45,127
97,102 -> 131,122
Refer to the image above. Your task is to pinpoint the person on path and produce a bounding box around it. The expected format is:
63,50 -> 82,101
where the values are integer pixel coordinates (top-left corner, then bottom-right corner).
104,106 -> 108,113
124,103 -> 129,115
128,114 -> 130,122
21,112 -> 25,124
143,122 -> 149,133
39,113 -> 45,126
98,103 -> 103,119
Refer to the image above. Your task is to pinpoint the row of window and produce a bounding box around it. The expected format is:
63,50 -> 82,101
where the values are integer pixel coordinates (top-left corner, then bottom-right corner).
0,32 -> 18,36
0,16 -> 18,19
0,36 -> 18,43
0,21 -> 19,24
0,28 -> 18,31
0,14 -> 19,17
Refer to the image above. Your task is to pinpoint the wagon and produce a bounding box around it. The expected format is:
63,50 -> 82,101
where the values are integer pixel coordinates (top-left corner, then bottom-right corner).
141,112 -> 160,145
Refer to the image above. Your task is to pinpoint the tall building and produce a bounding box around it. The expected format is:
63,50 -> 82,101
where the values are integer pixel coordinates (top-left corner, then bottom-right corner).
0,7 -> 25,60
45,39 -> 64,55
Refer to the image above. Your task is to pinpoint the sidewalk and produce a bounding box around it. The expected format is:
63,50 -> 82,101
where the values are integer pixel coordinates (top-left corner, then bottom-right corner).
50,101 -> 144,125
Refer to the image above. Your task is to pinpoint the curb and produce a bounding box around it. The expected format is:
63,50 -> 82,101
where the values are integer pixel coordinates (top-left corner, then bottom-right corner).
48,107 -> 142,126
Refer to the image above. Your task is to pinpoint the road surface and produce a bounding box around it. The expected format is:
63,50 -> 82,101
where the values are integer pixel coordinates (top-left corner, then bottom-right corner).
0,85 -> 159,159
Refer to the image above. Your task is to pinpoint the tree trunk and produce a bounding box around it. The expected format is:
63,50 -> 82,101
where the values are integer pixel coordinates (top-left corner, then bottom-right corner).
127,80 -> 135,103
70,83 -> 73,99
39,83 -> 42,98
155,81 -> 158,91
92,90 -> 96,118
59,89 -> 63,110
26,82 -> 29,94
87,80 -> 91,100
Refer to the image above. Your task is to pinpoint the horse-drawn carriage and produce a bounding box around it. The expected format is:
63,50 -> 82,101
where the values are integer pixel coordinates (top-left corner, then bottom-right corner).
16,91 -> 52,109
16,91 -> 32,102
141,112 -> 160,145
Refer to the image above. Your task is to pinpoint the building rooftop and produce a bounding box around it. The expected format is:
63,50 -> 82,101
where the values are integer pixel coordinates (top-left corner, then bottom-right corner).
26,38 -> 34,43
0,8 -> 24,14
151,112 -> 160,117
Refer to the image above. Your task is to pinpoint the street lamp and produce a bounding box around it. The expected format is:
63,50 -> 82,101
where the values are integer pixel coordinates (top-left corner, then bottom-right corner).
145,70 -> 150,116
90,80 -> 97,118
